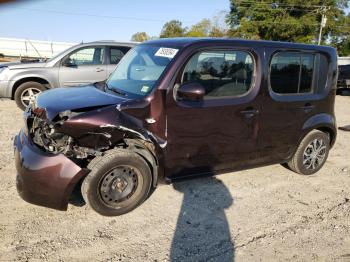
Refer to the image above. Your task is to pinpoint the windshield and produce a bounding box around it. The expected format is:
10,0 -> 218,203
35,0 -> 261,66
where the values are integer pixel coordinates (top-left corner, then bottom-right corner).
106,45 -> 180,98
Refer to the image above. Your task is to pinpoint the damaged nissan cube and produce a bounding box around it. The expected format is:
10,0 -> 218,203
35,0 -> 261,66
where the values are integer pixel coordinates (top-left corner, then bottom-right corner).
14,38 -> 338,216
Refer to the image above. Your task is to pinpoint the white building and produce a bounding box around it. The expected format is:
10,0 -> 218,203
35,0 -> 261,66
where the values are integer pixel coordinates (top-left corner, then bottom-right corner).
338,57 -> 350,66
0,37 -> 76,59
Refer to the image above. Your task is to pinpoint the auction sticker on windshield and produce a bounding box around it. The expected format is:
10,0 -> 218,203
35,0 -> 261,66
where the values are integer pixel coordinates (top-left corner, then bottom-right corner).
155,48 -> 178,59
141,85 -> 150,93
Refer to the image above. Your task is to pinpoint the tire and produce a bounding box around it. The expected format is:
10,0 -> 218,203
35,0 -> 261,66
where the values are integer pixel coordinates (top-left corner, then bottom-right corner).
14,81 -> 46,111
82,149 -> 152,216
287,130 -> 330,175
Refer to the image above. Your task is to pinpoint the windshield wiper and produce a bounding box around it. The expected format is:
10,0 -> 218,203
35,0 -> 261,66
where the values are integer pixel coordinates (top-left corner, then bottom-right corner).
105,82 -> 127,97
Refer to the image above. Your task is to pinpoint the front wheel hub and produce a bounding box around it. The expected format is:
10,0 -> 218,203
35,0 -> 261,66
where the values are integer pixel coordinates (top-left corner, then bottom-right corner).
99,166 -> 138,206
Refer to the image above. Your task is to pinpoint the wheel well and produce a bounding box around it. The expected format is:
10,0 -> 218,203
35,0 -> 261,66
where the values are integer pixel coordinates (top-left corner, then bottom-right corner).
121,139 -> 159,187
11,77 -> 50,99
316,127 -> 335,146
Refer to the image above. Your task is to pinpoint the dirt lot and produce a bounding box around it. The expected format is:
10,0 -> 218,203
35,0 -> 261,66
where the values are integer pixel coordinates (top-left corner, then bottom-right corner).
0,96 -> 349,262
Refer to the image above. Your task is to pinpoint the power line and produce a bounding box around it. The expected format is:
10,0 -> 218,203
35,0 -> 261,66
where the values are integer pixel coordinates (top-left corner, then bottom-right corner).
235,19 -> 350,30
235,1 -> 329,8
9,7 -> 198,24
236,5 -> 320,12
7,5 -> 349,30
235,3 -> 326,12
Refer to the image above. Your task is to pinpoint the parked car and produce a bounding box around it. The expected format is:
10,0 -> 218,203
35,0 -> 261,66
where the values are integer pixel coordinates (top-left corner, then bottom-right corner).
337,64 -> 350,88
14,38 -> 337,216
0,41 -> 136,110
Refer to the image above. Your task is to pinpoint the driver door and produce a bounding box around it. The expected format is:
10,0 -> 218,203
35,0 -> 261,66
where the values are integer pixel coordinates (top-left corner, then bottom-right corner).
165,48 -> 262,179
59,46 -> 107,87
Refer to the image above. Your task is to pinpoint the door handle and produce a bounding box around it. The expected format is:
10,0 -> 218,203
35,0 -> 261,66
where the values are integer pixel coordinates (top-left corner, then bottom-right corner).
96,68 -> 104,72
240,108 -> 259,118
299,103 -> 314,113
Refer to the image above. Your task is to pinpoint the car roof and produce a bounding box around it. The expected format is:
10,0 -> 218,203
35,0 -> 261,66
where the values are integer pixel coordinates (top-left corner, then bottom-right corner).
143,37 -> 335,52
79,40 -> 138,47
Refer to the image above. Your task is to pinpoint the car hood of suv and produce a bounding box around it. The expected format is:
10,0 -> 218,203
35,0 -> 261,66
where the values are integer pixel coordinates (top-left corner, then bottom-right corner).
36,86 -> 129,120
7,61 -> 47,69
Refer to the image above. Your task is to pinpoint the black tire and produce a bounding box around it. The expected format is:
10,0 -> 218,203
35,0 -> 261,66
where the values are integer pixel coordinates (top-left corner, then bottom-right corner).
82,149 -> 152,216
287,130 -> 330,175
14,81 -> 46,111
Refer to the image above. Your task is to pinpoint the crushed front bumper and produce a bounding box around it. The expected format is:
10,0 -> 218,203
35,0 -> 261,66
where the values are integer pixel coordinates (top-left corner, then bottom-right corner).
14,129 -> 87,210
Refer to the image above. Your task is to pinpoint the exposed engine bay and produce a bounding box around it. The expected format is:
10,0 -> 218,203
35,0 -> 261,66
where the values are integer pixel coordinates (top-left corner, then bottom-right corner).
29,109 -> 103,159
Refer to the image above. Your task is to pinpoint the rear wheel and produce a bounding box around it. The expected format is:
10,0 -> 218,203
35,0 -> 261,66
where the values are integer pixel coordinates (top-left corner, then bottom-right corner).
287,130 -> 330,175
82,149 -> 152,216
14,81 -> 46,110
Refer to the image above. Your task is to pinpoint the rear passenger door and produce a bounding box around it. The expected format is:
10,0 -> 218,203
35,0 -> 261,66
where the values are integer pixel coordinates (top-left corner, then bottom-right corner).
259,50 -> 329,162
106,46 -> 132,76
166,48 -> 263,178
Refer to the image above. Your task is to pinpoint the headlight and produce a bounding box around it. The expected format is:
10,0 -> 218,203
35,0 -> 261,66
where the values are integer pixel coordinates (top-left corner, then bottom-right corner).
0,66 -> 7,74
0,66 -> 8,80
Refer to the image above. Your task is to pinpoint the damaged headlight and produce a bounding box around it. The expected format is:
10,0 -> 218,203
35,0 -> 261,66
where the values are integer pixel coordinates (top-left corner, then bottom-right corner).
29,110 -> 99,159
31,117 -> 72,154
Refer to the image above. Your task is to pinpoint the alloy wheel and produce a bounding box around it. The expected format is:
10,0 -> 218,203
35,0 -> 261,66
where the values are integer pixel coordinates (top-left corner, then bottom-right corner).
303,138 -> 327,170
20,87 -> 42,107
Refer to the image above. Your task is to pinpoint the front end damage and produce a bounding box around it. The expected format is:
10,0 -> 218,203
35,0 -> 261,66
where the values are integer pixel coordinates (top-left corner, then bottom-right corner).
15,99 -> 161,211
30,108 -> 107,159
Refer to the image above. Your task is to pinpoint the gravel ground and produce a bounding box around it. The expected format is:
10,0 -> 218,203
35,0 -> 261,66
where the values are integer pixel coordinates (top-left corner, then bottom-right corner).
0,96 -> 349,262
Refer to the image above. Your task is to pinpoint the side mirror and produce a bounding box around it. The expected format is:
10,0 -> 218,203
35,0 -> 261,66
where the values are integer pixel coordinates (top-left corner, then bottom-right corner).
63,58 -> 76,67
177,82 -> 205,102
337,88 -> 350,96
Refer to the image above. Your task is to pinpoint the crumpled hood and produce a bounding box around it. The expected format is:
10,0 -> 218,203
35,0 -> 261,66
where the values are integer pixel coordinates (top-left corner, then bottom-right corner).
36,85 -> 129,120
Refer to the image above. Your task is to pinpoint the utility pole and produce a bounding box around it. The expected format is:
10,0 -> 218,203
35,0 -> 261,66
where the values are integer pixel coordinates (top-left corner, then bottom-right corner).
318,6 -> 330,45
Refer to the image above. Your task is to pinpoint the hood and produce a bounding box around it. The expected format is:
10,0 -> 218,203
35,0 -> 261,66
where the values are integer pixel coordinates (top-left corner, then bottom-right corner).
4,61 -> 47,69
36,85 -> 129,120
0,61 -> 22,67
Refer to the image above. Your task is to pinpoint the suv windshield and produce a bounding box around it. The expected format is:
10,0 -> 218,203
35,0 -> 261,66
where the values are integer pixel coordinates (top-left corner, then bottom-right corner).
106,45 -> 180,98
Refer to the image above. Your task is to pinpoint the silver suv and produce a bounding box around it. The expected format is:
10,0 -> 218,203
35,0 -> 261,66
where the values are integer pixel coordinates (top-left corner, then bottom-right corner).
0,41 -> 137,110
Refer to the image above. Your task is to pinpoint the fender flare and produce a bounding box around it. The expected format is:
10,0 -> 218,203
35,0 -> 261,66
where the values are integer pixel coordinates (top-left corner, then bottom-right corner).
124,139 -> 159,188
301,113 -> 337,147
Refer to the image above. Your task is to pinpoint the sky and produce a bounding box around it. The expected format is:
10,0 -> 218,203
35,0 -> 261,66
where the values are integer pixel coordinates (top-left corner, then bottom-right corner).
0,0 -> 230,43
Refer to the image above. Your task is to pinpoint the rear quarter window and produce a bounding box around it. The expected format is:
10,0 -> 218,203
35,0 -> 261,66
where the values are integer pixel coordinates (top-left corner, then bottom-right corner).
269,51 -> 329,95
109,46 -> 131,64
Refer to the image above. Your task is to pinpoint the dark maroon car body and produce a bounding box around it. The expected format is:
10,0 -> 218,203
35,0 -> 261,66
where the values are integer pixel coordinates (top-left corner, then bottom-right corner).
14,38 -> 338,211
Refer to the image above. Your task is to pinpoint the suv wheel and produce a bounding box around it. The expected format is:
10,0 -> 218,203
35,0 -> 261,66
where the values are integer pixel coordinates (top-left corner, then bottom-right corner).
287,130 -> 330,175
82,149 -> 152,216
14,81 -> 46,110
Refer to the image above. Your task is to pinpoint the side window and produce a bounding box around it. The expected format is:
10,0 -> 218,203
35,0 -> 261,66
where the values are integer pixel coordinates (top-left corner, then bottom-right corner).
109,47 -> 131,64
315,54 -> 329,93
270,52 -> 315,94
182,50 -> 254,99
66,47 -> 104,66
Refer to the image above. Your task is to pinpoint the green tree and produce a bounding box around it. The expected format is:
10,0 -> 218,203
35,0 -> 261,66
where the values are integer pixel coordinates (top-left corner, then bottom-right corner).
131,32 -> 150,42
226,0 -> 349,46
186,13 -> 228,37
160,20 -> 186,38
209,10 -> 229,37
333,13 -> 350,56
186,19 -> 212,37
